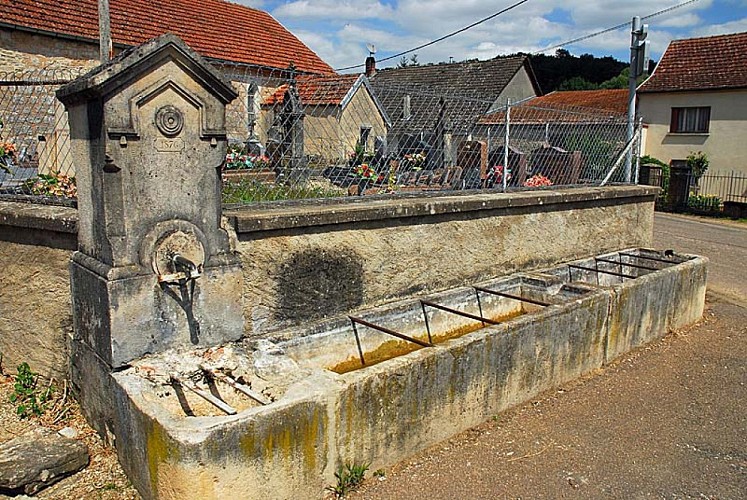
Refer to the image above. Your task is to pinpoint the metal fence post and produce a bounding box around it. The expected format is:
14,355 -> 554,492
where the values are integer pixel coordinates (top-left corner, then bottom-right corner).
503,99 -> 510,193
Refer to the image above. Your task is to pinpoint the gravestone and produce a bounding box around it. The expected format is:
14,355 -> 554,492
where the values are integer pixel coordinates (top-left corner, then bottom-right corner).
457,140 -> 487,188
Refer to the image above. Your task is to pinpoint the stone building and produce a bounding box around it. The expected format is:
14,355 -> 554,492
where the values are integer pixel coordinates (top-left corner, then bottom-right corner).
0,0 -> 333,175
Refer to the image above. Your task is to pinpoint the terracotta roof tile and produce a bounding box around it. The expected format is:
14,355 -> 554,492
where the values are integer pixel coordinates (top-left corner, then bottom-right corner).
480,89 -> 628,124
638,31 -> 747,93
265,74 -> 362,106
0,0 -> 334,74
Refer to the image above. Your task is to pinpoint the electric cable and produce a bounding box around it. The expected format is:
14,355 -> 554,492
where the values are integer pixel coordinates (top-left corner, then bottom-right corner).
534,0 -> 701,53
333,0 -> 531,71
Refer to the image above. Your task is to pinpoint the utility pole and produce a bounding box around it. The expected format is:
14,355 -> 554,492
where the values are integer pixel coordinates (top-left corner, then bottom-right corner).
625,16 -> 650,183
99,0 -> 113,63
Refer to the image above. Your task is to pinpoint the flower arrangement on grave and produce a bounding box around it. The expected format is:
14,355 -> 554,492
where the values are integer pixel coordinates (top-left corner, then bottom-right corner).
27,170 -> 77,198
224,144 -> 269,170
352,163 -> 377,180
402,151 -> 426,171
487,164 -> 511,186
0,141 -> 16,173
348,143 -> 374,168
523,174 -> 553,187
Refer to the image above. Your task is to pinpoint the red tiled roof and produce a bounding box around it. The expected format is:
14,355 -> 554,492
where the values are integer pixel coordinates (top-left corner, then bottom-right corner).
265,74 -> 362,106
480,89 -> 628,124
638,31 -> 747,93
0,0 -> 334,74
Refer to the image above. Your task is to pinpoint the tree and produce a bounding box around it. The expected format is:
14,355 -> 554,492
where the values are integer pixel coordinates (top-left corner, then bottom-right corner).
558,76 -> 598,91
397,54 -> 420,68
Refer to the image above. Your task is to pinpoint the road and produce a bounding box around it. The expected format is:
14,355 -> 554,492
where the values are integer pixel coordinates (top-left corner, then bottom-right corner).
352,214 -> 747,499
654,212 -> 747,303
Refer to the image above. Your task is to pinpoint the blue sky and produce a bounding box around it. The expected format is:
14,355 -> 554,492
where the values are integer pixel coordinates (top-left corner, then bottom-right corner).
235,0 -> 747,72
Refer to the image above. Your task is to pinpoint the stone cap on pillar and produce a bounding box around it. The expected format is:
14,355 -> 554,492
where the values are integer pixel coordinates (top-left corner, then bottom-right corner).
57,33 -> 239,272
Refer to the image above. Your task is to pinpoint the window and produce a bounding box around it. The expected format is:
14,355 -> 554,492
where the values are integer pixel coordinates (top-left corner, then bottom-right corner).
359,126 -> 372,149
670,107 -> 710,133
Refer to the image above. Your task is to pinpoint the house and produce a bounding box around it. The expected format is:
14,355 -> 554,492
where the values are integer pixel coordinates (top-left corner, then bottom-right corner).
637,31 -> 747,193
368,55 -> 541,163
264,74 -> 391,161
0,0 -> 333,175
478,89 -> 630,184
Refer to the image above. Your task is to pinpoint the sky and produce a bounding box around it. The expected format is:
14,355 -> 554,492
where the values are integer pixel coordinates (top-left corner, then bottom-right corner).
234,0 -> 747,72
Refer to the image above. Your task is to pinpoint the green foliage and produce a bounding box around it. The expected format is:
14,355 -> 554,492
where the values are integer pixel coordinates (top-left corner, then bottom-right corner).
563,134 -> 617,179
222,179 -> 344,203
686,151 -> 709,179
397,54 -> 419,68
687,194 -> 722,212
326,462 -> 369,498
9,362 -> 53,419
558,76 -> 598,91
529,51 -> 627,93
639,155 -> 670,204
373,469 -> 386,478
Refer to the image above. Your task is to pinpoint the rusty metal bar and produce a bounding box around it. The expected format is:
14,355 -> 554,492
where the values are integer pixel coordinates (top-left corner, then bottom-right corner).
618,252 -> 681,265
568,263 -> 637,281
170,374 -> 237,415
350,316 -> 433,349
473,286 -> 551,307
420,299 -> 500,326
202,367 -> 270,406
595,256 -> 658,271
350,320 -> 367,367
420,301 -> 434,344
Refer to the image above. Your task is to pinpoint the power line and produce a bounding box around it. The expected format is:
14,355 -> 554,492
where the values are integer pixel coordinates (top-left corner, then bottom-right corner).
534,0 -> 701,54
334,0 -> 531,72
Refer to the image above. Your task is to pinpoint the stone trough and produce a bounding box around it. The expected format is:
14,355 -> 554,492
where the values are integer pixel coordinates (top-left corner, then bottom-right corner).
53,35 -> 707,500
106,248 -> 705,499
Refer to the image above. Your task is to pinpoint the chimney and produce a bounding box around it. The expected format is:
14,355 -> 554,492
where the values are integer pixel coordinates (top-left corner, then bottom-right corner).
365,56 -> 376,77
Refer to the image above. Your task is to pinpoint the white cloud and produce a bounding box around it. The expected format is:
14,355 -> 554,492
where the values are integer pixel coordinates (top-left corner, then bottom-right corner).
265,0 -> 738,71
273,0 -> 394,20
690,17 -> 747,37
657,13 -> 701,28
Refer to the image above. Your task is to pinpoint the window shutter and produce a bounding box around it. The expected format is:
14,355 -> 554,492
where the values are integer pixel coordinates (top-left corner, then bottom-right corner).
670,108 -> 679,132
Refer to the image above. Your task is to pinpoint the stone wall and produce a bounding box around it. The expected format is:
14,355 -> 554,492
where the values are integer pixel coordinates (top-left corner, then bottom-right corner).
229,185 -> 656,337
0,202 -> 77,380
0,28 -> 99,72
0,185 -> 657,378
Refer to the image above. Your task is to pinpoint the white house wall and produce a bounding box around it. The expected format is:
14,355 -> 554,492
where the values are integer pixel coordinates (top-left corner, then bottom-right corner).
638,89 -> 747,176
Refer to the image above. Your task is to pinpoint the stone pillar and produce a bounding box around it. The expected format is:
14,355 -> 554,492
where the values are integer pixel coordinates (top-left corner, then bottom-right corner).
57,34 -> 244,376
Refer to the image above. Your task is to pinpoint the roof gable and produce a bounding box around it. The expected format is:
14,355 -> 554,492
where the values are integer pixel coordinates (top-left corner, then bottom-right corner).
0,0 -> 334,74
638,31 -> 747,93
264,74 -> 392,126
371,55 -> 539,100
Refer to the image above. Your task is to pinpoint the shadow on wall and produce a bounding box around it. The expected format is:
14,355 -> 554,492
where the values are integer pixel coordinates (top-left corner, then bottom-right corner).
276,248 -> 364,321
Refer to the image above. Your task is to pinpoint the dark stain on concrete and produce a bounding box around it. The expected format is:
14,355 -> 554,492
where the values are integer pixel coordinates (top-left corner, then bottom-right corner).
276,248 -> 364,321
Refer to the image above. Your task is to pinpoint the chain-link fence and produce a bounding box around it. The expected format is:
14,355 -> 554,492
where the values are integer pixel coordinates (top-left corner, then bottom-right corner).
0,63 -> 640,206
0,69 -> 85,203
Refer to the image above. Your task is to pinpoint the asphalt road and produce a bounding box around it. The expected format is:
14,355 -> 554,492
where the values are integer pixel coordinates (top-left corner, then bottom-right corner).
352,214 -> 747,499
653,213 -> 747,303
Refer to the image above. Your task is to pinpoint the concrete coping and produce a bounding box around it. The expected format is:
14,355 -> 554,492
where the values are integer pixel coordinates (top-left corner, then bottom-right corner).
226,185 -> 659,234
0,185 -> 659,237
0,200 -> 78,234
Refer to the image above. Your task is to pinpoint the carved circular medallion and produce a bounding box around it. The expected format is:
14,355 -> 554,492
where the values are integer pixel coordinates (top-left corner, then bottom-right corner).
155,105 -> 184,137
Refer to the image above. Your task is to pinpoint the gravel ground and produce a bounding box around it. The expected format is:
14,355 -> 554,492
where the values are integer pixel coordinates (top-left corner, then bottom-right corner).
0,373 -> 139,499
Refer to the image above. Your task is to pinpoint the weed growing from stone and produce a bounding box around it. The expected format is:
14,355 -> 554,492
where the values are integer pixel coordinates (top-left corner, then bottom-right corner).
9,362 -> 53,418
326,462 -> 369,497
